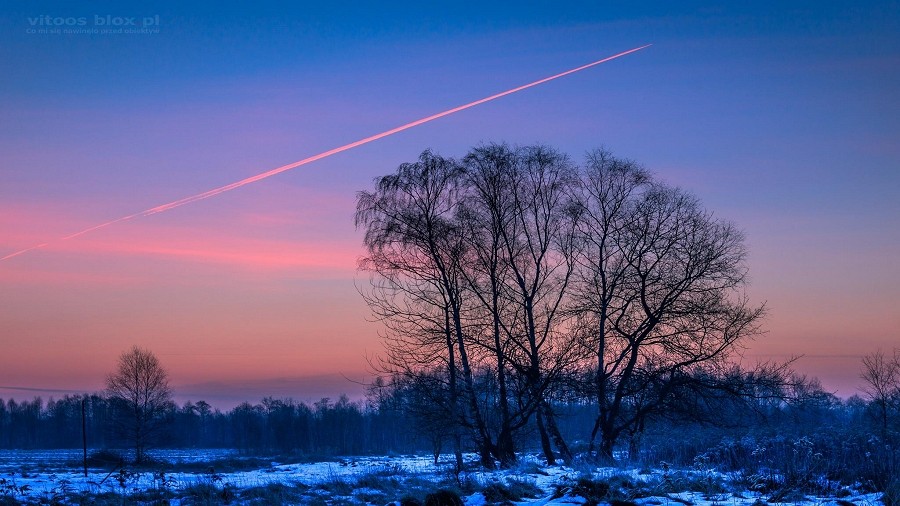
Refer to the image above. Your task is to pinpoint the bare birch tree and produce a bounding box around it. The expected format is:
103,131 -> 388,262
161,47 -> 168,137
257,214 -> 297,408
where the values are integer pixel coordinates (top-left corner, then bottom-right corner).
570,153 -> 764,460
356,150 -> 493,469
861,349 -> 900,438
358,144 -> 764,466
106,346 -> 173,463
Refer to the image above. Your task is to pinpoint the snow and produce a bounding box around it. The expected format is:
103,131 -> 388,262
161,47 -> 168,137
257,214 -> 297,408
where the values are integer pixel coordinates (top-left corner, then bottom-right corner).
0,450 -> 889,505
466,492 -> 488,505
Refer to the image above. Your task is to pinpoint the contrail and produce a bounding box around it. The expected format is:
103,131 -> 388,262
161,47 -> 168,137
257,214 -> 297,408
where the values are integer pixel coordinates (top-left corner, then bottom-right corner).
0,385 -> 87,394
2,44 -> 651,261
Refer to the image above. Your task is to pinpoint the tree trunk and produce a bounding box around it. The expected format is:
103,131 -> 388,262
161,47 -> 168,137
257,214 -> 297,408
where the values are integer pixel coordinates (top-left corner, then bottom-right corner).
541,401 -> 573,464
627,417 -> 646,462
588,414 -> 602,456
492,287 -> 516,468
536,409 -> 556,465
599,431 -> 616,462
445,308 -> 464,473
431,435 -> 442,466
452,434 -> 463,472
478,441 -> 496,469
591,310 -> 608,455
495,427 -> 517,468
628,432 -> 641,463
452,304 -> 496,469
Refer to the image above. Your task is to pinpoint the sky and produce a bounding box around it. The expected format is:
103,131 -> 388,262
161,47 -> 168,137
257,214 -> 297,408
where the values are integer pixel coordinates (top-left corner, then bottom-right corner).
1,1 -> 898,409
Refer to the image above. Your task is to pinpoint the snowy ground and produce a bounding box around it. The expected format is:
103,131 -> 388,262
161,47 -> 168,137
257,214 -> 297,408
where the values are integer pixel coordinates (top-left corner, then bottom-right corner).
0,450 -> 887,505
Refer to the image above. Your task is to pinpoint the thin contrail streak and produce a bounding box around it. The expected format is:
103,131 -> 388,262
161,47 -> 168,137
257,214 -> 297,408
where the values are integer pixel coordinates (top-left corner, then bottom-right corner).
1,44 -> 651,261
0,385 -> 87,394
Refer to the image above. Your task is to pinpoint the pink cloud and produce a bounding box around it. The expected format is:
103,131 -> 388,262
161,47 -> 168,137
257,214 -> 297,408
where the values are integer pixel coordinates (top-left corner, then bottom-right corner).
0,185 -> 364,281
65,236 -> 359,272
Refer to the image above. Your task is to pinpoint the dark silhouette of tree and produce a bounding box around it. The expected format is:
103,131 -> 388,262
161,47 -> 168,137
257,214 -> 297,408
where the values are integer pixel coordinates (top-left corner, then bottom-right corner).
3,373 -> 900,488
106,346 -> 173,463
861,349 -> 900,438
569,153 -> 764,460
457,145 -> 521,466
368,373 -> 454,464
357,144 -> 764,466
356,150 -> 483,469
460,144 -> 580,465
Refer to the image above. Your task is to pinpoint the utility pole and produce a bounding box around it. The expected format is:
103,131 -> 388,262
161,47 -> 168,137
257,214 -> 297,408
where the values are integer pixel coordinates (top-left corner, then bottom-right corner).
81,397 -> 88,478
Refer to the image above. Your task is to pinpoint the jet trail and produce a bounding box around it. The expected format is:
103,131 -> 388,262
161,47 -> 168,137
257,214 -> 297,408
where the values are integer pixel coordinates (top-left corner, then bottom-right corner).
1,44 -> 651,261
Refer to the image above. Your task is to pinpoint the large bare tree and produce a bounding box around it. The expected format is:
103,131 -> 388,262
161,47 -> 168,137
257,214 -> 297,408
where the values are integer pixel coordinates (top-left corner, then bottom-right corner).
357,144 -> 764,466
356,150 -> 493,469
459,144 -> 580,465
570,152 -> 764,460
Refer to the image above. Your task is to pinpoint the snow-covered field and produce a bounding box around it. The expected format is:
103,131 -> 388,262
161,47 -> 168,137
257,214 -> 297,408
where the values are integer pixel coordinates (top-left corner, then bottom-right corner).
0,450 -> 886,505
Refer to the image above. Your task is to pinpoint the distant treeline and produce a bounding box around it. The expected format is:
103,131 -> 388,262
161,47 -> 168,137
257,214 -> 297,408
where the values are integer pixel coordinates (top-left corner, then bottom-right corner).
0,378 -> 894,461
0,394 -> 418,455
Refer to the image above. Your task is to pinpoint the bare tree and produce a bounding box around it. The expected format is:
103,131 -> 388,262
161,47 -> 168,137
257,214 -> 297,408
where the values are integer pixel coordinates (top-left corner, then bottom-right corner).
356,150 -> 487,470
458,144 -> 579,466
485,145 -> 579,465
458,145 -> 524,466
568,149 -> 651,459
570,152 -> 764,461
861,349 -> 900,438
106,346 -> 173,463
357,144 -> 763,466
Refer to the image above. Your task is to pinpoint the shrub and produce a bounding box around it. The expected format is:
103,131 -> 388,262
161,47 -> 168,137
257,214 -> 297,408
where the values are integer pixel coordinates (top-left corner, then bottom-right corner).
505,477 -> 543,500
316,478 -> 353,496
477,478 -> 542,504
424,489 -> 464,506
182,482 -> 237,505
239,483 -> 309,505
554,477 -> 610,506
480,483 -> 518,504
354,470 -> 402,492
82,449 -> 125,469
882,478 -> 900,506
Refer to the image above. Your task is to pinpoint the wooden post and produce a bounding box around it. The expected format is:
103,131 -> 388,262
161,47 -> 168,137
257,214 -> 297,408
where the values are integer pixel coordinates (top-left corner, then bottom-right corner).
81,397 -> 88,478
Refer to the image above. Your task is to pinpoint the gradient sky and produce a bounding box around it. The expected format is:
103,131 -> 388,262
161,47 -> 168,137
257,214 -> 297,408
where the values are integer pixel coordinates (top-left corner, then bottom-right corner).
1,1 -> 898,408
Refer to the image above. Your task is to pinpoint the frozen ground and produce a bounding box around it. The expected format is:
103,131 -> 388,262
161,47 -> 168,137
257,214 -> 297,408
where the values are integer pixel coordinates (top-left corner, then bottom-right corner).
0,449 -> 887,505
0,449 -> 239,470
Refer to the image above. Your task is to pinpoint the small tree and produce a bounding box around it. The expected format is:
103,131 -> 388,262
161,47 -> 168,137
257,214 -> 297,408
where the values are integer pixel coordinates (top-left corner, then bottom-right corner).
861,349 -> 900,438
106,346 -> 173,463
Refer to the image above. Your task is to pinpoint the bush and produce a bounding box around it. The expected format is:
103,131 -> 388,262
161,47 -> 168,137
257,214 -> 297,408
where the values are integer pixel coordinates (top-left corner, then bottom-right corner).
661,471 -> 728,495
697,431 -> 900,495
316,478 -> 353,496
182,482 -> 237,505
480,483 -> 518,504
239,483 -> 309,505
554,477 -> 610,506
424,489 -> 464,506
354,469 -> 402,492
506,477 -> 543,500
882,478 -> 900,506
83,449 -> 125,469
